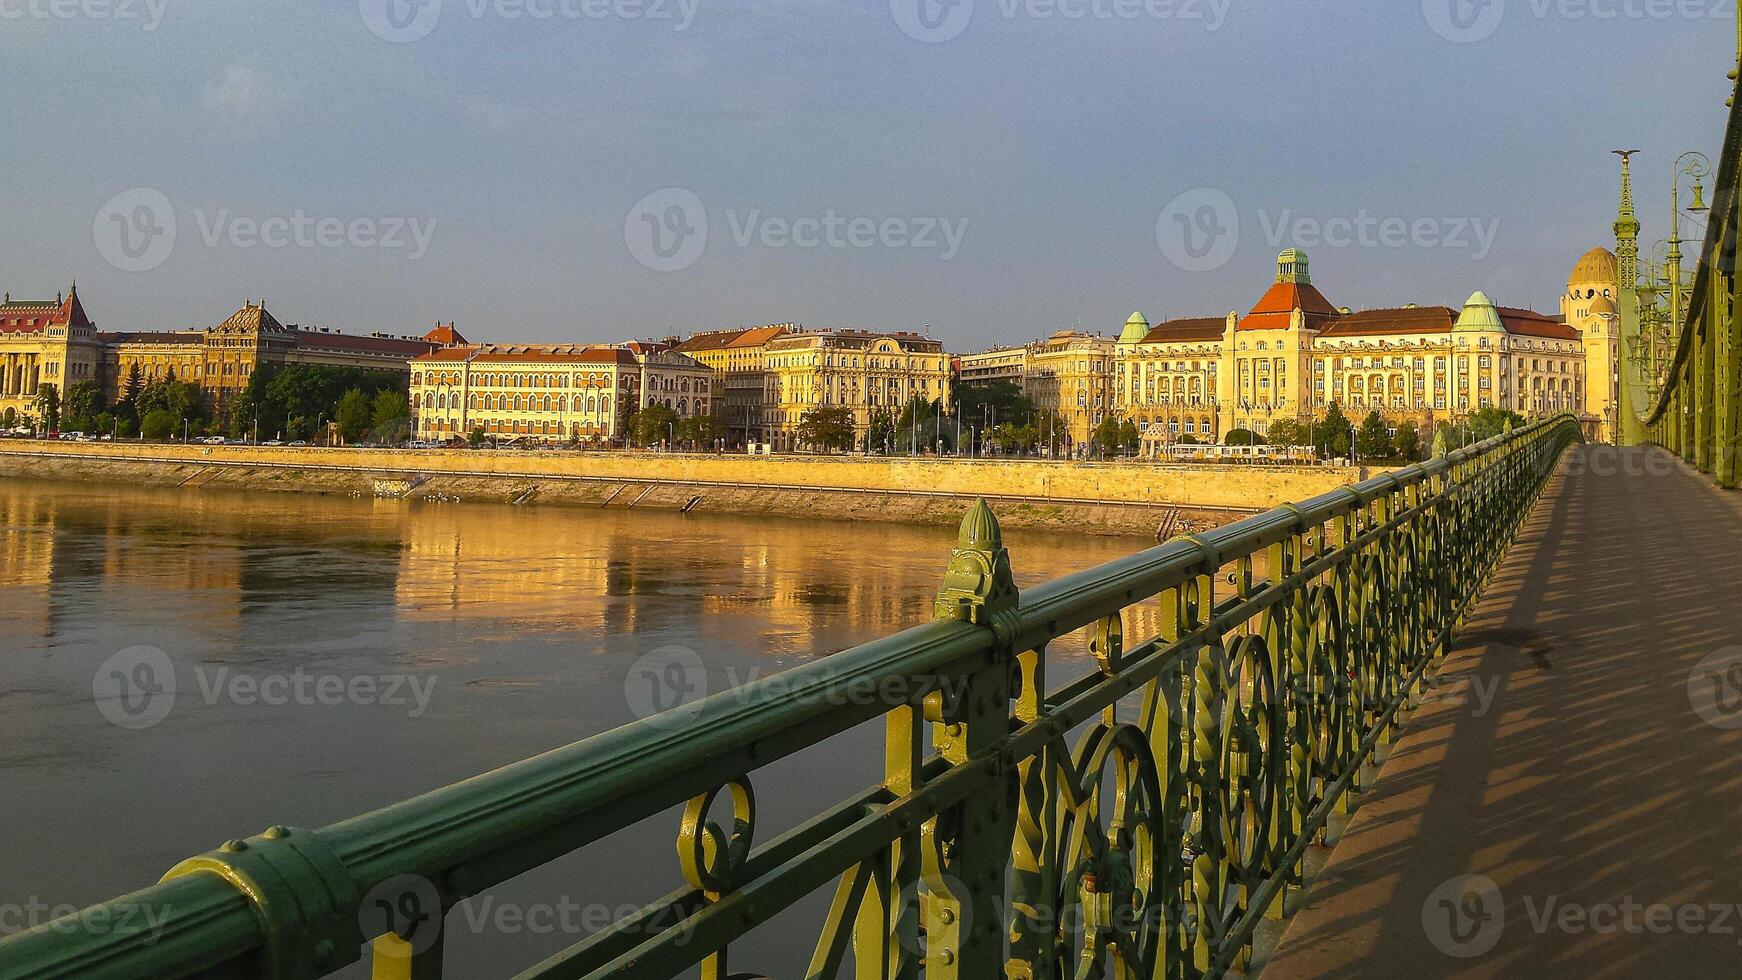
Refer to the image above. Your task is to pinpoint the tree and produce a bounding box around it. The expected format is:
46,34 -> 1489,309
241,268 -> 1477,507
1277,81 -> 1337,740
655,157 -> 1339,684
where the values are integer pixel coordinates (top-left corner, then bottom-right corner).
797,405 -> 856,452
120,363 -> 144,418
468,426 -> 487,448
675,414 -> 723,449
141,409 -> 177,440
1312,403 -> 1353,458
632,403 -> 680,447
1394,419 -> 1422,460
1118,419 -> 1140,456
864,410 -> 895,454
955,380 -> 1034,429
893,397 -> 945,454
335,388 -> 374,443
35,384 -> 59,432
1266,418 -> 1309,447
1225,428 -> 1263,447
372,389 -> 410,443
1355,410 -> 1393,459
1468,406 -> 1526,442
1092,417 -> 1123,457
62,380 -> 103,431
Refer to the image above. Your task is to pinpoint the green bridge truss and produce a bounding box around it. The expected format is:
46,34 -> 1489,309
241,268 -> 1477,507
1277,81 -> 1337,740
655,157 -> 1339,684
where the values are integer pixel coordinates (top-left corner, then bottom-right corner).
1631,69 -> 1742,487
0,414 -> 1584,980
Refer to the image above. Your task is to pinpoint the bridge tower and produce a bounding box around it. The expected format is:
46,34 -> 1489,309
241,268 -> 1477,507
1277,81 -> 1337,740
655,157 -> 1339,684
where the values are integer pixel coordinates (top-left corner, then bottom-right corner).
1613,150 -> 1650,445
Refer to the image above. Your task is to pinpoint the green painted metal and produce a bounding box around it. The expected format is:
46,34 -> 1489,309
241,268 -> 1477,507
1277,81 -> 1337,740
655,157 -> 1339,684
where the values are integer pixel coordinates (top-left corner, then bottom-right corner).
0,415 -> 1583,980
1639,68 -> 1742,489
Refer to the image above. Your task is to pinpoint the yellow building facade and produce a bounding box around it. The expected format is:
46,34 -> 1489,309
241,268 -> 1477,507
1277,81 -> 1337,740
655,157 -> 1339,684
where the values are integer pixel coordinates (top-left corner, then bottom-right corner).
673,324 -> 795,444
1106,250 -> 1594,452
761,330 -> 952,451
0,286 -> 104,423
1022,330 -> 1117,448
410,343 -> 713,443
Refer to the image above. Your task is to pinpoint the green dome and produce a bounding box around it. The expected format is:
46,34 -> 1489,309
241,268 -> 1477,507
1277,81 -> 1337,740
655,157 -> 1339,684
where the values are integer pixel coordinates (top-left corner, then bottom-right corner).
1455,291 -> 1503,332
1118,311 -> 1150,344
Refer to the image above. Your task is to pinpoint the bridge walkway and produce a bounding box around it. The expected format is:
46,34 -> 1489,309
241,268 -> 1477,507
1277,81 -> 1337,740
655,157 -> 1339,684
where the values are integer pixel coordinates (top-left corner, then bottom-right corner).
1264,445 -> 1742,978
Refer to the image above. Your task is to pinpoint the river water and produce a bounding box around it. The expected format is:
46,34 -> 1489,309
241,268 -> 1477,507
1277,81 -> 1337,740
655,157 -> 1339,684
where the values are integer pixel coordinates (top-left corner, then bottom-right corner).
0,478 -> 1154,976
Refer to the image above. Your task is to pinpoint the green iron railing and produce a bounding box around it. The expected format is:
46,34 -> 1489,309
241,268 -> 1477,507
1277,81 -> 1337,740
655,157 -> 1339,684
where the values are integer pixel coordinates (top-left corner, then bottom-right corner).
0,415 -> 1583,980
1640,70 -> 1741,487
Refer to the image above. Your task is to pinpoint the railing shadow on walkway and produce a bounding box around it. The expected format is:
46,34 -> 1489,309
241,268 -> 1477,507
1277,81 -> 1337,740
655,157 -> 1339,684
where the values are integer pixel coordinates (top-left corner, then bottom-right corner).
1263,445 -> 1742,978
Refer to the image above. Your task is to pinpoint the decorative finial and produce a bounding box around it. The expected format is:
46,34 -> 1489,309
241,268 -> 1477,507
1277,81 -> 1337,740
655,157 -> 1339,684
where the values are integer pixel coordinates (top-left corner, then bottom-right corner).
934,499 -> 1021,643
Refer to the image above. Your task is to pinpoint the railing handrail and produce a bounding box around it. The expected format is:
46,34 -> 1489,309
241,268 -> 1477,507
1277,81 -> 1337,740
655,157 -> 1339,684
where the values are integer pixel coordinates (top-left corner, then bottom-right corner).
0,414 -> 1581,980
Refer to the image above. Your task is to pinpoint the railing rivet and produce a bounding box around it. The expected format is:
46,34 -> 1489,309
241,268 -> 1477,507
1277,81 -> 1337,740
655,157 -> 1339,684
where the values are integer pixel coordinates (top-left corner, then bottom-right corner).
263,825 -> 290,839
940,948 -> 956,965
220,839 -> 248,853
940,908 -> 956,925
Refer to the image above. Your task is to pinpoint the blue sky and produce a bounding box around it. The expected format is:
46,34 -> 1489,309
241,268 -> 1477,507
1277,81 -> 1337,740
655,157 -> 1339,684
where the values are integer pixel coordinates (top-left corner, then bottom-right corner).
0,0 -> 1733,348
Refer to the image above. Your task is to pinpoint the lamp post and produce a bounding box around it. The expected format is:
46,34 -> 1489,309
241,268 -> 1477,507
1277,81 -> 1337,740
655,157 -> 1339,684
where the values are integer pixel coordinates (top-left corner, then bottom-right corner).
1666,152 -> 1713,356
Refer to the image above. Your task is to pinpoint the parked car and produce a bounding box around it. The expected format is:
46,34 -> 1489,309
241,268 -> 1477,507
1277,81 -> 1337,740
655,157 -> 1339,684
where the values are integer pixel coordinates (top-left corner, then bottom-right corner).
59,431 -> 84,441
288,440 -> 309,447
262,440 -> 284,447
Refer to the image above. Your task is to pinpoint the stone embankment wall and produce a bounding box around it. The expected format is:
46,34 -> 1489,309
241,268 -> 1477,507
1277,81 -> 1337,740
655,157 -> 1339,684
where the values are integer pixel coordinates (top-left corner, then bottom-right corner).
0,442 -> 1374,537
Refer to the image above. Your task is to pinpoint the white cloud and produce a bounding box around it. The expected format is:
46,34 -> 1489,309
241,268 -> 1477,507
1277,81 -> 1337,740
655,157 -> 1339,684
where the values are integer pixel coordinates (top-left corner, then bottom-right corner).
200,59 -> 300,136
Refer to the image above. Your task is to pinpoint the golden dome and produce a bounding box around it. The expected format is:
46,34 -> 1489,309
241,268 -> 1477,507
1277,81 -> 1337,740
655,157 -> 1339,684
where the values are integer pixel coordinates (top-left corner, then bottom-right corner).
1569,247 -> 1618,288
1589,295 -> 1617,315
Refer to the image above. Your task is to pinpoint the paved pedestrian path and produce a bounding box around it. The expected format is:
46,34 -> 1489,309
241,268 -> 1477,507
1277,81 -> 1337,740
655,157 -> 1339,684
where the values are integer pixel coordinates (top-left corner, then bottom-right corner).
1264,446 -> 1742,978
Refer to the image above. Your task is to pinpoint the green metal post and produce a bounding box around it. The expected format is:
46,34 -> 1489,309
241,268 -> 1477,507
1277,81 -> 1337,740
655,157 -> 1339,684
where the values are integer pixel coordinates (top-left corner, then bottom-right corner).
1718,260 -> 1740,487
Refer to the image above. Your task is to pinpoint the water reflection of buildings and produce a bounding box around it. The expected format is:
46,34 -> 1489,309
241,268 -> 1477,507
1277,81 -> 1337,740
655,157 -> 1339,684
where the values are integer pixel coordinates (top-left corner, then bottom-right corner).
392,508 -> 939,653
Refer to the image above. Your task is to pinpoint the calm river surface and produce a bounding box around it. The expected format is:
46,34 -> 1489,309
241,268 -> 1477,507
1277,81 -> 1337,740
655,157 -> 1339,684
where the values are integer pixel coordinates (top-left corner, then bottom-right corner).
0,478 -> 1154,976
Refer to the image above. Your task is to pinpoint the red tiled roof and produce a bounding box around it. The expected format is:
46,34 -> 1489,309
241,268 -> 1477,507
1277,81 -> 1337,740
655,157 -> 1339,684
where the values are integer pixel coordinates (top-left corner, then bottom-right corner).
1237,281 -> 1342,331
423,322 -> 469,346
0,285 -> 91,333
414,345 -> 640,365
1498,307 -> 1581,341
1318,307 -> 1457,337
1141,317 -> 1225,343
289,330 -> 438,357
